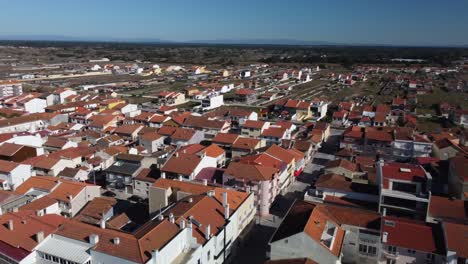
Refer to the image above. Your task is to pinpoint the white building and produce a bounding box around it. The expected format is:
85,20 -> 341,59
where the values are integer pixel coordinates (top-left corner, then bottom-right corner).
36,187 -> 255,264
310,99 -> 328,121
23,98 -> 48,113
0,160 -> 32,190
0,80 -> 22,97
202,94 -> 224,111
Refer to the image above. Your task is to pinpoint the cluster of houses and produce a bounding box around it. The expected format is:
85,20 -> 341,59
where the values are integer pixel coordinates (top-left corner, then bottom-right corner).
0,83 -> 332,264
0,61 -> 467,264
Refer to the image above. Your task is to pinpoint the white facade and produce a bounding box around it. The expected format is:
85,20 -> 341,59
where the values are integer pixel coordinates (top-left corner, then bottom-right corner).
0,163 -> 32,190
121,104 -> 140,117
24,98 -> 47,113
0,81 -> 22,97
202,94 -> 224,111
5,134 -> 45,155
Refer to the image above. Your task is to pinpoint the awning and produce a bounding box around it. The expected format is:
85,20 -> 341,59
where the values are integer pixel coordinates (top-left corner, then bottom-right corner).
36,235 -> 91,264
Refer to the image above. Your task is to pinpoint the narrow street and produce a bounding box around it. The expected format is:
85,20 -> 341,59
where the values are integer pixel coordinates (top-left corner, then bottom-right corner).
233,129 -> 342,263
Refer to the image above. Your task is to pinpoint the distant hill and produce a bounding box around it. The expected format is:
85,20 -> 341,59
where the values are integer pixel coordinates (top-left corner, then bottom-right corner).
187,38 -> 340,46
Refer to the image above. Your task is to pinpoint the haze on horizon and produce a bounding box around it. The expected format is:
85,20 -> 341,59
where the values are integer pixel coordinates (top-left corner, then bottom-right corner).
0,0 -> 467,46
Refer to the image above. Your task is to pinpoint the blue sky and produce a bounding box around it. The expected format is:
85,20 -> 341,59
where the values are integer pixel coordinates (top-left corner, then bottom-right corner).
0,0 -> 467,46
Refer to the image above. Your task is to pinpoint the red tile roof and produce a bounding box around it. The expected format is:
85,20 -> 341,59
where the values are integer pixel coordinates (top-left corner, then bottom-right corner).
225,162 -> 277,181
445,222 -> 468,258
212,133 -> 239,145
161,153 -> 201,176
382,216 -> 441,253
381,162 -> 427,189
0,211 -> 65,257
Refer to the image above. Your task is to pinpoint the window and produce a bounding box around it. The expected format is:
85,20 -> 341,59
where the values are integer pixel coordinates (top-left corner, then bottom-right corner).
359,244 -> 368,254
408,249 -> 416,254
386,259 -> 396,264
207,250 -> 211,260
368,246 -> 377,256
359,244 -> 377,256
388,245 -> 397,254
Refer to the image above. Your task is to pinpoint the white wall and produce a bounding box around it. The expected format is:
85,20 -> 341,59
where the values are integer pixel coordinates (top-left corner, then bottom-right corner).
24,98 -> 47,113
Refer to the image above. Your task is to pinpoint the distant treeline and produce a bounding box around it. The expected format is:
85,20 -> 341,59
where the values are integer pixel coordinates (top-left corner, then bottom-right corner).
1,40 -> 466,67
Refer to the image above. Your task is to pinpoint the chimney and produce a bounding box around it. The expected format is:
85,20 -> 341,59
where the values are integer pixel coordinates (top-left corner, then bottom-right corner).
382,232 -> 388,243
7,220 -> 13,230
67,194 -> 73,201
207,190 -> 215,197
161,172 -> 166,179
89,234 -> 99,245
188,197 -> 193,203
202,179 -> 208,186
178,175 -> 183,181
35,231 -> 45,243
205,224 -> 211,240
224,204 -> 230,219
180,219 -> 186,230
158,214 -> 164,221
100,219 -> 106,229
246,185 -> 251,193
113,237 -> 120,245
187,217 -> 193,230
175,152 -> 179,157
169,213 -> 175,224
222,192 -> 228,207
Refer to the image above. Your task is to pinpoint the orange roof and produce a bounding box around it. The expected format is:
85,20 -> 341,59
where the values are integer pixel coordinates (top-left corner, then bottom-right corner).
48,181 -> 96,202
161,153 -> 201,176
15,176 -> 59,194
243,120 -> 266,129
0,160 -> 20,173
232,137 -> 260,150
0,211 -> 65,253
18,196 -> 57,211
265,144 -> 295,164
225,162 -> 277,181
55,219 -> 179,263
212,133 -> 239,145
153,178 -> 248,211
262,126 -> 287,138
202,144 -> 225,158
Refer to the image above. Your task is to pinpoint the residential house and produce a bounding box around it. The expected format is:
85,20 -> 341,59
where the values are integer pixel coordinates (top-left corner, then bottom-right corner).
105,154 -> 152,193
57,167 -> 89,182
113,124 -> 143,141
223,161 -> 279,216
332,110 -> 349,127
310,98 -> 328,121
161,152 -> 217,180
0,211 -> 65,264
377,161 -> 431,220
232,137 -> 264,157
0,160 -> 32,190
379,216 -> 446,264
235,88 -> 257,103
43,137 -> 78,153
183,115 -> 230,139
157,91 -> 186,106
0,142 -> 37,162
241,120 -> 270,138
268,201 -> 344,263
15,176 -> 101,217
139,132 -> 165,153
